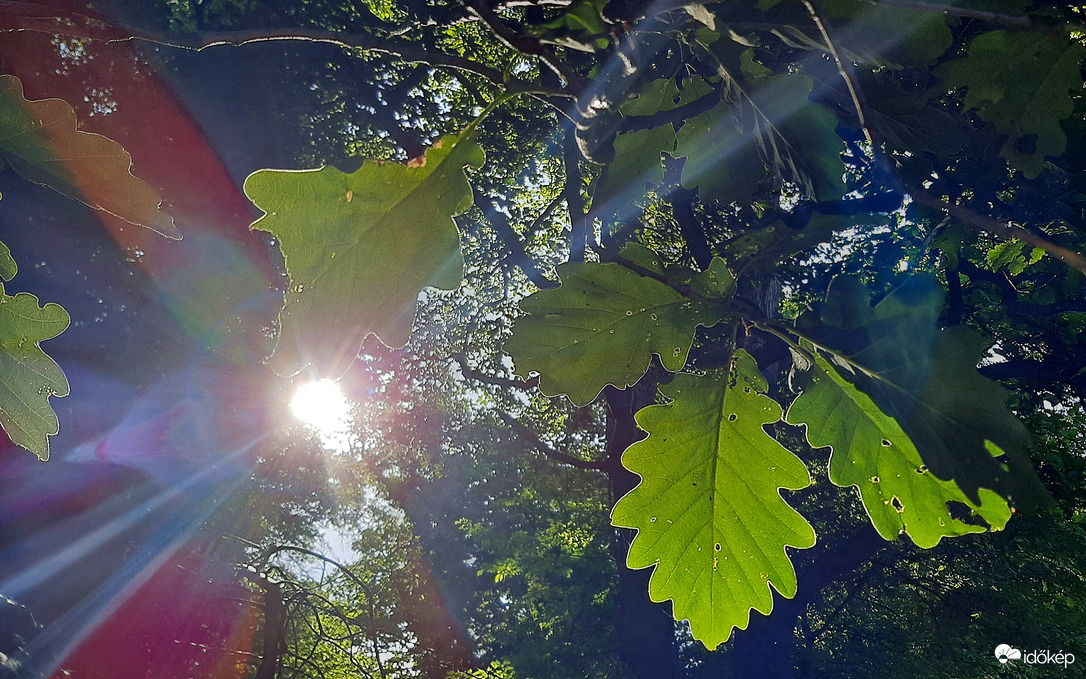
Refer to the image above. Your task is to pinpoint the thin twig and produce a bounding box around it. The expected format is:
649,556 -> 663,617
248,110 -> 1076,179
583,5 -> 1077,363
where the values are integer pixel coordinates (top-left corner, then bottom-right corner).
0,8 -> 576,100
451,352 -> 539,389
803,0 -> 875,147
115,27 -> 572,96
496,410 -> 607,470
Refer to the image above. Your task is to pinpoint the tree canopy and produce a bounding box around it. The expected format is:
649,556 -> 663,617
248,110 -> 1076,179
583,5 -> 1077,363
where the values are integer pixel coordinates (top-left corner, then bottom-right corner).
0,0 -> 1084,677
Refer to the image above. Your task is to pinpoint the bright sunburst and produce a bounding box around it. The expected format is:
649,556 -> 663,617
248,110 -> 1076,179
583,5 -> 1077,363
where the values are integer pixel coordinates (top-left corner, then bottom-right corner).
290,379 -> 353,449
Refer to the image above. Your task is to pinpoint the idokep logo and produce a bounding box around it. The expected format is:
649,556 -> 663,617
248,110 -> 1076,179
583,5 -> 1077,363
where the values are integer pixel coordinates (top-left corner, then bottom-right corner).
995,644 -> 1021,663
995,644 -> 1076,669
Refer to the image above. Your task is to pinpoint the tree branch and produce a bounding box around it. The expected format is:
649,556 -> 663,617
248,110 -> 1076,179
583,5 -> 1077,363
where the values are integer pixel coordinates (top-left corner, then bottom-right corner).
911,190 -> 1086,276
496,410 -> 607,470
663,156 -> 713,270
253,579 -> 284,679
122,27 -> 570,94
564,128 -> 590,262
618,91 -> 717,133
979,358 -> 1085,384
475,196 -> 558,289
465,0 -> 584,91
875,0 -> 1085,37
451,352 -> 539,389
803,0 -> 875,147
0,9 -> 577,100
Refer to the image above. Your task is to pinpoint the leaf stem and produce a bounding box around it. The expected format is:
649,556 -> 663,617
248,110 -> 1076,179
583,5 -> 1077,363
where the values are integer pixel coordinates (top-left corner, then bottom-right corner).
802,0 -> 875,147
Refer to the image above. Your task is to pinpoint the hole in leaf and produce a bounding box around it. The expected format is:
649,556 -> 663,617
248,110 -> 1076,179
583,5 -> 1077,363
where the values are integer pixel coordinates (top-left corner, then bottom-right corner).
891,497 -> 904,513
728,413 -> 737,422
881,439 -> 892,447
948,501 -> 986,527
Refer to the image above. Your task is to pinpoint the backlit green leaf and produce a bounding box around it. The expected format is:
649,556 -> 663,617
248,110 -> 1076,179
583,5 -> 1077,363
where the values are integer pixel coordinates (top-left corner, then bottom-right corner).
245,132 -> 483,377
611,351 -> 815,649
0,241 -> 69,460
0,240 -> 15,282
505,247 -> 728,405
0,74 -> 179,238
800,275 -> 1047,508
787,352 -> 1011,548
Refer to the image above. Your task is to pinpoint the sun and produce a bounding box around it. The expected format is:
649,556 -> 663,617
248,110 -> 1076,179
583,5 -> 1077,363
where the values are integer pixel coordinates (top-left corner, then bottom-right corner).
290,379 -> 353,446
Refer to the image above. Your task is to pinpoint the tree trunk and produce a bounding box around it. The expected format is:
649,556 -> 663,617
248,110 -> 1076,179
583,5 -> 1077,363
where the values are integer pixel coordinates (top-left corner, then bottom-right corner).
605,385 -> 685,679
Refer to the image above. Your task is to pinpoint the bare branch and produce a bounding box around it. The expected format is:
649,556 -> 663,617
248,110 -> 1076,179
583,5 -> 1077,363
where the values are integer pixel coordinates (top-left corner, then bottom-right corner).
803,0 -> 875,147
475,196 -> 558,290
0,9 -> 575,99
118,27 -> 572,95
496,410 -> 607,470
663,157 -> 713,270
451,352 -> 539,389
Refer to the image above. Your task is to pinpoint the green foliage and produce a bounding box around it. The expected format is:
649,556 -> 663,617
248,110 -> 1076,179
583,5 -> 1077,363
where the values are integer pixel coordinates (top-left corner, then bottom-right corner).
595,126 -> 674,212
752,74 -> 846,203
505,246 -> 731,405
611,351 -> 815,650
0,239 -> 15,281
0,74 -> 178,237
675,102 -> 764,206
788,352 -> 1011,548
796,276 -> 1047,508
936,31 -> 1086,178
0,240 -> 69,460
8,0 -> 1086,673
820,0 -> 952,67
674,73 -> 845,205
449,661 -> 518,679
986,238 -> 1044,276
245,131 -> 484,377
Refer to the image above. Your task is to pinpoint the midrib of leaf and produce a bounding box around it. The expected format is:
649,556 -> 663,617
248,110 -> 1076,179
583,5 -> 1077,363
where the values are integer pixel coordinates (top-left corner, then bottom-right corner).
677,364 -> 788,608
